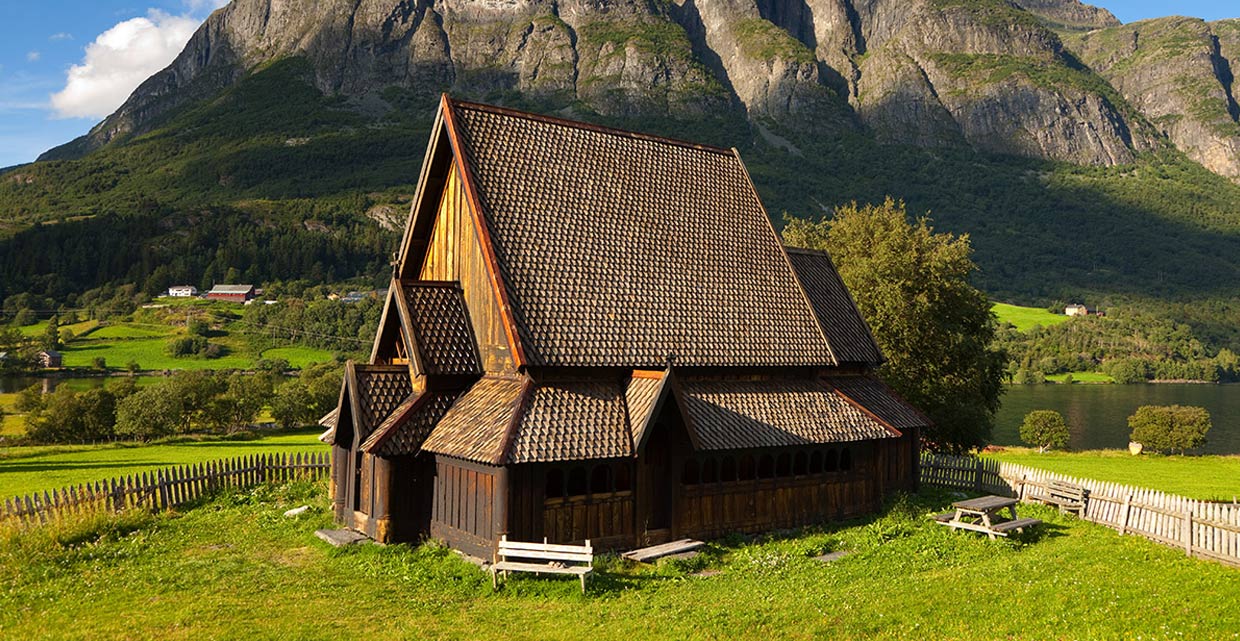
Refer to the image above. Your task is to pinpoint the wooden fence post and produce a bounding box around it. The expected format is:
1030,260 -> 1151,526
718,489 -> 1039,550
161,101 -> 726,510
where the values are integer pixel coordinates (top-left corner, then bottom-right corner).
974,458 -> 983,493
1119,494 -> 1132,535
1183,511 -> 1193,558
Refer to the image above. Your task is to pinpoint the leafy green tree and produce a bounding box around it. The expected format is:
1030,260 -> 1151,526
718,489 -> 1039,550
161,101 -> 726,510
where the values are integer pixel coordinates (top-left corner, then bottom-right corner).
92,357 -> 107,371
41,315 -> 62,351
125,360 -> 141,375
25,386 -> 118,444
14,384 -> 43,413
1128,405 -> 1211,455
783,198 -> 1006,452
13,308 -> 36,326
270,362 -> 342,427
1103,358 -> 1149,384
270,380 -> 314,428
211,372 -> 274,433
1019,410 -> 1070,452
116,386 -> 182,441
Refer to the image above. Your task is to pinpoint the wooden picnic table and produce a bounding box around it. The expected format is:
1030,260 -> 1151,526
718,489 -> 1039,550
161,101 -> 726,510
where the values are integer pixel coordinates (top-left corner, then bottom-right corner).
933,495 -> 1041,540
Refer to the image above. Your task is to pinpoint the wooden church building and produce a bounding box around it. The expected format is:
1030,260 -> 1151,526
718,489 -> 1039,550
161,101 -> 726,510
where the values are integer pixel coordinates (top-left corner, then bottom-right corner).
320,96 -> 929,557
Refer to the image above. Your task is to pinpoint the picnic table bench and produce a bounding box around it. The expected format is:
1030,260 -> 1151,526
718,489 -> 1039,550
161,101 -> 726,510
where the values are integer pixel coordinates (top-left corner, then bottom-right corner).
491,535 -> 593,593
933,495 -> 1042,540
1029,479 -> 1088,515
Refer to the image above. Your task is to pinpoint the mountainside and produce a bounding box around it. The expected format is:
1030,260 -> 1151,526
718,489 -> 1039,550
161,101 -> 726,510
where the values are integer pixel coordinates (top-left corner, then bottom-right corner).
4,0 -> 1240,351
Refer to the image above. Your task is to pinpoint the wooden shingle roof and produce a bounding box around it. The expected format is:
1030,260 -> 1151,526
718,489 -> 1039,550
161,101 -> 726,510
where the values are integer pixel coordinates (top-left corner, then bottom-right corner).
676,377 -> 900,450
825,375 -> 931,431
360,389 -> 463,456
785,247 -> 883,365
346,363 -> 414,446
421,376 -> 528,465
508,380 -> 633,464
445,99 -> 837,369
400,281 -> 480,376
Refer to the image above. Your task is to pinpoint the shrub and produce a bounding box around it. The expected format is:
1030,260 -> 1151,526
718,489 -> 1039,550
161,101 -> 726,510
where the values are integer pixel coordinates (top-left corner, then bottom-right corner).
1128,405 -> 1211,454
92,357 -> 107,370
1019,410 -> 1069,452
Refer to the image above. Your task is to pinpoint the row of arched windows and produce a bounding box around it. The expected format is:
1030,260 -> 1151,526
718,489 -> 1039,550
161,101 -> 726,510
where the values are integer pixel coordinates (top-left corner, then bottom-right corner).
682,448 -> 853,485
545,462 -> 632,500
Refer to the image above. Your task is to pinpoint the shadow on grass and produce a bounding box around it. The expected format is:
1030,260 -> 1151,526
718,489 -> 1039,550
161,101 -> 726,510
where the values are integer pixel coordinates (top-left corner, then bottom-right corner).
0,460 -> 177,474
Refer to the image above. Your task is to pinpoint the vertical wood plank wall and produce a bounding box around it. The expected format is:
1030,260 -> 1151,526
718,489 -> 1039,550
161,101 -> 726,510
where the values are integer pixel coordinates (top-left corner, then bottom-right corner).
418,164 -> 514,373
430,456 -> 501,559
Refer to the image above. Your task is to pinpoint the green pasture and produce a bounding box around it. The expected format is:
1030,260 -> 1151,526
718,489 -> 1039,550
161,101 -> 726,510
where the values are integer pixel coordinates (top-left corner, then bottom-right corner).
17,319 -> 98,338
1,483 -> 1236,640
259,345 -> 338,368
60,337 -> 254,371
987,448 -> 1240,501
0,427 -> 323,498
1044,371 -> 1115,384
991,302 -> 1070,333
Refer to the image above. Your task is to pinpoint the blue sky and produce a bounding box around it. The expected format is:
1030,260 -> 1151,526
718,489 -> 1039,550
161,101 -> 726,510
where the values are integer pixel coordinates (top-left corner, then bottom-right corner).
0,0 -> 1236,169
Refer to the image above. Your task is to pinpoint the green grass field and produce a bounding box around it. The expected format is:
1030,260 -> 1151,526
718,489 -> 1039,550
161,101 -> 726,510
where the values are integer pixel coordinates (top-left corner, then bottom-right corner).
16,319 -> 98,338
61,336 -> 256,371
1044,371 -> 1115,384
260,345 -> 338,368
991,302 -> 1070,333
0,427 -> 323,499
987,448 -> 1240,501
1,483 -> 1235,640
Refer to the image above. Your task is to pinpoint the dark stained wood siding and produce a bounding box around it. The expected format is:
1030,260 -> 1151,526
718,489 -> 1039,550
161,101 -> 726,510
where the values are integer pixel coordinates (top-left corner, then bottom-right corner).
430,455 -> 503,559
673,444 -> 881,541
507,461 -> 636,550
418,164 -> 513,373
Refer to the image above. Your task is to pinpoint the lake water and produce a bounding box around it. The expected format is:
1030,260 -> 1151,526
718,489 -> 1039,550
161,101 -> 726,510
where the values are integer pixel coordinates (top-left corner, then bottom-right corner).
994,384 -> 1240,455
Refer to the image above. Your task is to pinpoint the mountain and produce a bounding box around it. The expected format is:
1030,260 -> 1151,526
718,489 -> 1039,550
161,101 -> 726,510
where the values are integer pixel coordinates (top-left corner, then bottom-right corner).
4,0 -> 1240,349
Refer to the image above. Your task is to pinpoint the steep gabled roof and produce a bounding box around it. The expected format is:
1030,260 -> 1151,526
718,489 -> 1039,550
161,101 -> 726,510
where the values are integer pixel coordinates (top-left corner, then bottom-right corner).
421,375 -> 529,465
786,247 -> 884,365
400,281 -> 480,376
333,363 -> 414,448
825,375 -> 931,431
403,96 -> 839,369
360,389 -> 463,456
625,369 -> 672,452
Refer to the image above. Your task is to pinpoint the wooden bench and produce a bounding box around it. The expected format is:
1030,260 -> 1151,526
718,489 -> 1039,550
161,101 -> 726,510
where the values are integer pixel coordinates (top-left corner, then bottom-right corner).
491,535 -> 593,593
1032,480 -> 1088,515
990,517 -> 1042,534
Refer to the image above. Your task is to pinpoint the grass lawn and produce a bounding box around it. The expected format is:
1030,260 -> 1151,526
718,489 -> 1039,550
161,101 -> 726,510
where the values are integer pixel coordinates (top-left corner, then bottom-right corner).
0,427 -> 324,499
260,345 -> 337,368
987,448 -> 1240,501
991,302 -> 1069,333
1044,371 -> 1115,384
1,484 -> 1236,640
87,323 -> 177,339
61,337 -> 254,371
16,319 -> 98,338
0,394 -> 21,437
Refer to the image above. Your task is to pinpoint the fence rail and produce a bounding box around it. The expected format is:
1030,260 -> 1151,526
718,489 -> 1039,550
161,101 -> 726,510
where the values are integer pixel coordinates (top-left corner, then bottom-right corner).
921,452 -> 1240,568
3,451 -> 329,523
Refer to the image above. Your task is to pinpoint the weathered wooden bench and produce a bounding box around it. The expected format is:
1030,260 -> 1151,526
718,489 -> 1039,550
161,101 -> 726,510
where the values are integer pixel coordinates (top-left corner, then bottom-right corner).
1032,480 -> 1088,515
989,517 -> 1042,535
491,535 -> 593,593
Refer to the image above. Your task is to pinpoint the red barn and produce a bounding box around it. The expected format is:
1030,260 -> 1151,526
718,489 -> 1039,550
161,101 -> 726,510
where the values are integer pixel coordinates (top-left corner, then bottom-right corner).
205,284 -> 254,302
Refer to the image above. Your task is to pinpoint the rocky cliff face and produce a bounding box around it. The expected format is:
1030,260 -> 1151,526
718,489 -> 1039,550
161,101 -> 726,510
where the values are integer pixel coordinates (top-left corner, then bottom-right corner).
1069,17 -> 1240,181
38,0 -> 1239,183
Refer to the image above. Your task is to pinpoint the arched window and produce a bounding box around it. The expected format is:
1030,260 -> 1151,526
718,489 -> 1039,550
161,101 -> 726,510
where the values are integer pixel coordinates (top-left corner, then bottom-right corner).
793,451 -> 808,476
567,466 -> 588,496
702,458 -> 719,483
545,468 -> 565,499
591,464 -> 613,494
614,462 -> 632,492
825,449 -> 839,472
758,454 -> 775,479
739,455 -> 756,481
776,452 -> 792,477
682,459 -> 700,485
840,448 -> 853,472
809,451 -> 823,474
721,456 -> 738,482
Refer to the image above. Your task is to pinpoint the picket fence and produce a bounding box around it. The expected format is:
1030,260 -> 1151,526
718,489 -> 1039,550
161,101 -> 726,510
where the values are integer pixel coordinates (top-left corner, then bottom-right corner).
3,451 -> 329,523
920,452 -> 1240,568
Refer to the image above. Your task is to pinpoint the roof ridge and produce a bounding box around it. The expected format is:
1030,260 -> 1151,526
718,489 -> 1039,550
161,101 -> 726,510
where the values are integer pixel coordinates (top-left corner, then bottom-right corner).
445,95 -> 735,157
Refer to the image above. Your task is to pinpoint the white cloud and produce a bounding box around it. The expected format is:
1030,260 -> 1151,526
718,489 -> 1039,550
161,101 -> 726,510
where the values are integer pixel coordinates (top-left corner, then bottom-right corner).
26,51 -> 41,62
49,10 -> 200,120
49,33 -> 74,41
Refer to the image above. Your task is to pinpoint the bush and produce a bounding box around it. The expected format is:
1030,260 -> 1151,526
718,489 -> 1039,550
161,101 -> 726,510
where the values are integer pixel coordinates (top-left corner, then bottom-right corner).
1128,405 -> 1211,454
1019,410 -> 1070,452
92,357 -> 107,371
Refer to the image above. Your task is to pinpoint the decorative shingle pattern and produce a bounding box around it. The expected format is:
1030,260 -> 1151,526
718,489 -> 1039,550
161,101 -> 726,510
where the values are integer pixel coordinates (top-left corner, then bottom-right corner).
625,373 -> 665,449
825,376 -> 930,430
362,390 -> 463,456
452,103 -> 835,368
785,247 -> 883,365
353,365 -> 415,444
422,376 -> 526,464
678,377 -> 897,450
401,282 -> 480,375
510,380 -> 633,464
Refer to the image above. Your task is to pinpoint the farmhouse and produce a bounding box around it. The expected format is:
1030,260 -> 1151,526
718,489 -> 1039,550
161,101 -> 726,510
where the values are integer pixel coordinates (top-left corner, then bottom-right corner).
37,350 -> 62,368
167,285 -> 199,297
322,96 -> 929,556
205,284 -> 255,302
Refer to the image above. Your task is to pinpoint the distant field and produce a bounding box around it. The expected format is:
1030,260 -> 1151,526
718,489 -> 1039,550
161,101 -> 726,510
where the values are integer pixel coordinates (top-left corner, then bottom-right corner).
1045,371 -> 1115,384
88,323 -> 176,339
62,337 -> 254,371
991,302 -> 1070,332
260,346 -> 338,368
0,427 -> 324,498
987,448 -> 1240,500
17,319 -> 97,338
